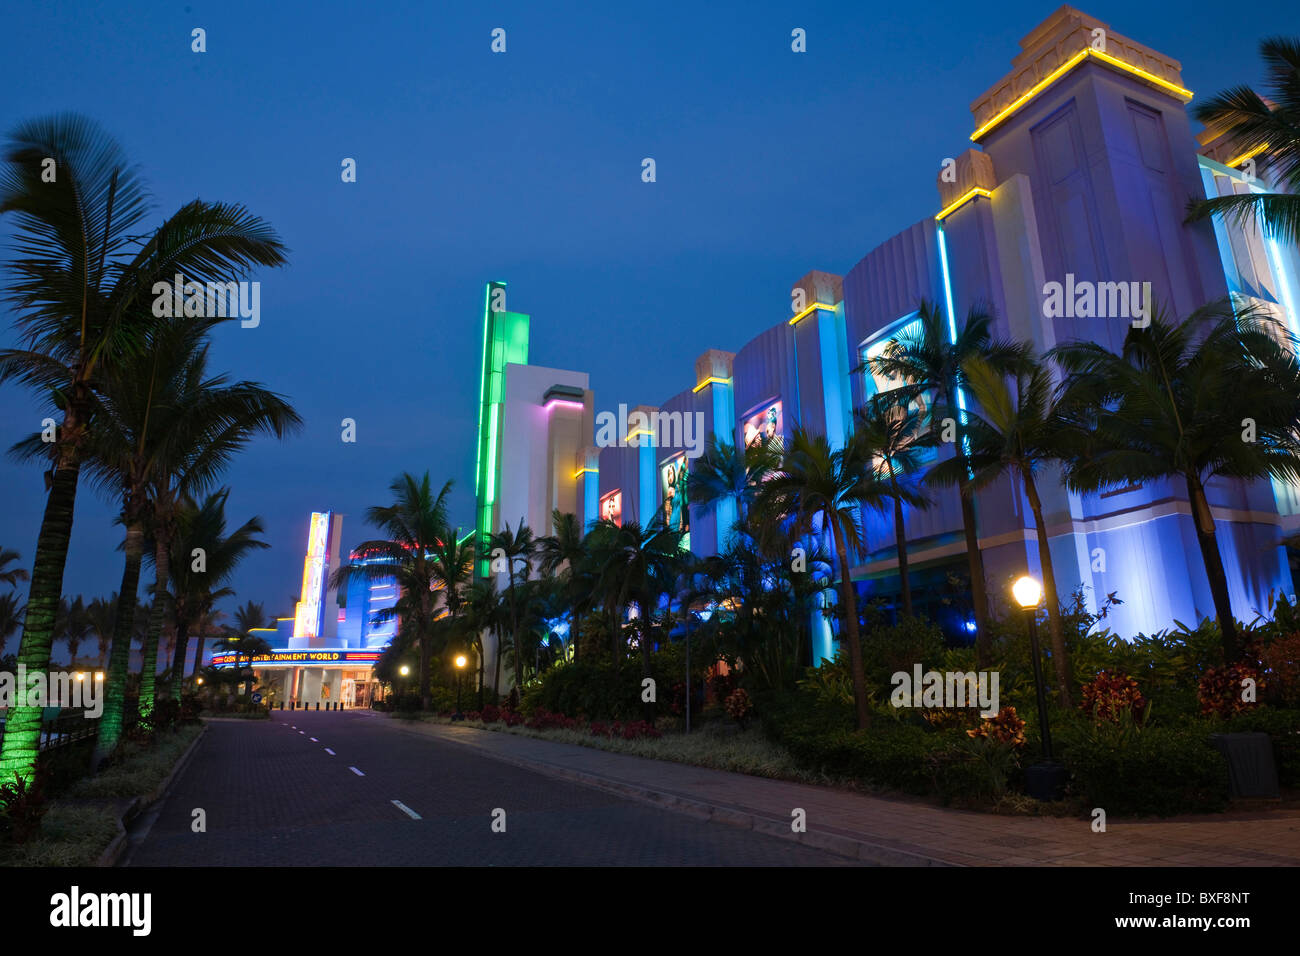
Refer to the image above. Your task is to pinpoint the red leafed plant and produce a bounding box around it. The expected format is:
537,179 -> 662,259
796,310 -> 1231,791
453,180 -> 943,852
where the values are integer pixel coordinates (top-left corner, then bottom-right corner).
724,688 -> 753,728
1078,670 -> 1146,724
1260,634 -> 1300,708
966,706 -> 1027,747
1198,661 -> 1263,718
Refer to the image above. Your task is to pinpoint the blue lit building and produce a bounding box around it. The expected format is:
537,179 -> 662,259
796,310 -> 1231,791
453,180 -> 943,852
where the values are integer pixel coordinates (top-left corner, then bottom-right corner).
558,6 -> 1299,648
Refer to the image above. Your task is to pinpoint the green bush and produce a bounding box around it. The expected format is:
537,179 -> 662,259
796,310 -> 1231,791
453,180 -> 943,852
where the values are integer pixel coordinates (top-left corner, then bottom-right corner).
1059,716 -> 1229,816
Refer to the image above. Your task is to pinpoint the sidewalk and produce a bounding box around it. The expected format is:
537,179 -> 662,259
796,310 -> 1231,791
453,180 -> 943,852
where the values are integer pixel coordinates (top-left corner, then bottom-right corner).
376,716 -> 1300,866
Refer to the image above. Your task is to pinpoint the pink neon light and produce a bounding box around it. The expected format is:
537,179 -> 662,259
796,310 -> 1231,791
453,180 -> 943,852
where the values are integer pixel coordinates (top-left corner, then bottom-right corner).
544,399 -> 585,412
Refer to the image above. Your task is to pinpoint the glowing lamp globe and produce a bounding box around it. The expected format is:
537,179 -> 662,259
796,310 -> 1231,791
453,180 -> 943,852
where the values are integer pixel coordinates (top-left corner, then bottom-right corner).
455,655 -> 468,669
1012,575 -> 1042,610
399,665 -> 410,676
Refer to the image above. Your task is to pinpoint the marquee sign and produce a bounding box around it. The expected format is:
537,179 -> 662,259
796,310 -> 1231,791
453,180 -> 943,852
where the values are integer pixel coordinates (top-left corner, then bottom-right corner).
211,650 -> 382,667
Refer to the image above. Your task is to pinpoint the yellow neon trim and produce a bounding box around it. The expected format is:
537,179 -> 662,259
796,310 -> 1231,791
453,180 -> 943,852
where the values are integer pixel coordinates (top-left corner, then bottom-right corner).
971,47 -> 1192,142
626,428 -> 654,440
787,303 -> 835,326
1224,143 -> 1269,170
572,466 -> 597,479
935,187 -> 994,221
692,376 -> 732,393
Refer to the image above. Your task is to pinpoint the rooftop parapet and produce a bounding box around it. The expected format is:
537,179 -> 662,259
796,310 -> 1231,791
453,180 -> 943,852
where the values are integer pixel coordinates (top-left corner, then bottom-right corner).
969,5 -> 1190,142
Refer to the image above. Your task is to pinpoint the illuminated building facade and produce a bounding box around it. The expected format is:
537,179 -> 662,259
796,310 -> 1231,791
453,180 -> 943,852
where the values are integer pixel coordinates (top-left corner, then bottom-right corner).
214,512 -> 395,707
496,6 -> 1299,654
473,281 -> 595,683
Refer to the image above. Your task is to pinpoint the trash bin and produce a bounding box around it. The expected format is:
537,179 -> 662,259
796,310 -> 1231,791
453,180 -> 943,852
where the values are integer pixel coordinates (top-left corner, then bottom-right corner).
1209,732 -> 1279,798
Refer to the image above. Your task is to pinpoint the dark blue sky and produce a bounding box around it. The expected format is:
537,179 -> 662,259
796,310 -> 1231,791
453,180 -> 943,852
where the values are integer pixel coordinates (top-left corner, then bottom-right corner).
1,0 -> 1293,629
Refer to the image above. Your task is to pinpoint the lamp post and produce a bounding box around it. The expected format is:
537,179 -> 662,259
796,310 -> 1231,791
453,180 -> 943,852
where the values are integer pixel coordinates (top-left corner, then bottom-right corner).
452,654 -> 467,721
1012,575 -> 1067,800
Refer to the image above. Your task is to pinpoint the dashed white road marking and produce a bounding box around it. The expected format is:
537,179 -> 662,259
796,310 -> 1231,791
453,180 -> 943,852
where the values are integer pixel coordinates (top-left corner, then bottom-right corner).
310,737 -> 318,742
349,766 -> 365,776
391,799 -> 421,820
324,748 -> 335,755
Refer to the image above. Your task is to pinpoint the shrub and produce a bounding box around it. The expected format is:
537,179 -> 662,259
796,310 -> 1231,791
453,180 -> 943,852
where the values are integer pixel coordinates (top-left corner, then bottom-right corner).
0,769 -> 50,844
1259,634 -> 1300,708
1061,717 -> 1229,816
1078,671 -> 1146,724
724,688 -> 753,728
480,705 -> 502,724
525,708 -> 580,731
1198,661 -> 1263,718
967,706 -> 1027,747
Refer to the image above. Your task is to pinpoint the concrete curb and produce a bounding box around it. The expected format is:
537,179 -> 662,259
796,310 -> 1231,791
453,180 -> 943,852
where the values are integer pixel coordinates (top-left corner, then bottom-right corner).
384,718 -> 956,866
95,723 -> 209,867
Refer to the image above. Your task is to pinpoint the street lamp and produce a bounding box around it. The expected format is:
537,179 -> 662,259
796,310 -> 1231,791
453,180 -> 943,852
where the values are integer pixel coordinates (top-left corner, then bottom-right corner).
452,654 -> 468,721
1013,574 -> 1067,801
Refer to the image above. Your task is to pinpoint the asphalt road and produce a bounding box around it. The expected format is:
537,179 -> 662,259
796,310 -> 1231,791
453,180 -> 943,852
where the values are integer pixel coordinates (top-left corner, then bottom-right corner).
124,711 -> 861,866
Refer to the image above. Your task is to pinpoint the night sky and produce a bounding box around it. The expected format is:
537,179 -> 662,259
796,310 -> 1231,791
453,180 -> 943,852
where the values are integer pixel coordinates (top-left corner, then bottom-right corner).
0,0 -> 1293,641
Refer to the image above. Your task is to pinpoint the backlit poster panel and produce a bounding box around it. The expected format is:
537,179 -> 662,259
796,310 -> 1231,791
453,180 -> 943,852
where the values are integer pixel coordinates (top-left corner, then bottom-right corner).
600,489 -> 622,526
660,454 -> 690,544
742,400 -> 782,447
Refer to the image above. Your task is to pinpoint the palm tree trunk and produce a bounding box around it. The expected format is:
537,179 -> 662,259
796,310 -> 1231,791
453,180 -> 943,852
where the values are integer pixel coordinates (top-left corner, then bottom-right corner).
94,517 -> 146,765
892,492 -> 912,617
138,534 -> 170,717
493,627 -> 503,698
828,513 -> 871,730
508,575 -> 522,692
0,459 -> 83,783
1186,473 -> 1240,660
950,389 -> 992,663
192,623 -> 205,682
1023,471 -> 1072,708
170,618 -> 191,698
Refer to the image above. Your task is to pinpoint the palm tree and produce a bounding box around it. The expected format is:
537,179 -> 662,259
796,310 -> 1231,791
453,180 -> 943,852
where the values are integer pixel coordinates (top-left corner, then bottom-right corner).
685,435 -> 780,540
853,394 -> 934,618
61,595 -> 90,667
585,517 -> 687,675
0,547 -> 29,589
927,354 -> 1082,706
87,594 -> 115,669
0,593 -> 22,656
1185,37 -> 1300,245
68,320 -> 297,757
536,510 -> 589,661
462,577 -> 506,702
487,520 -> 536,692
0,113 -> 287,783
867,299 -> 1026,663
1053,300 -> 1300,661
755,426 -> 883,730
332,473 -> 452,710
234,601 -> 267,635
212,632 -> 272,699
427,531 -> 477,690
167,491 -> 269,698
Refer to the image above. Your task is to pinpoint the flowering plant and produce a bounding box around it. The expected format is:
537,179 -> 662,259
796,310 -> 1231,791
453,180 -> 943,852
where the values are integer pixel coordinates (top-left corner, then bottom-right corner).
966,706 -> 1026,748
